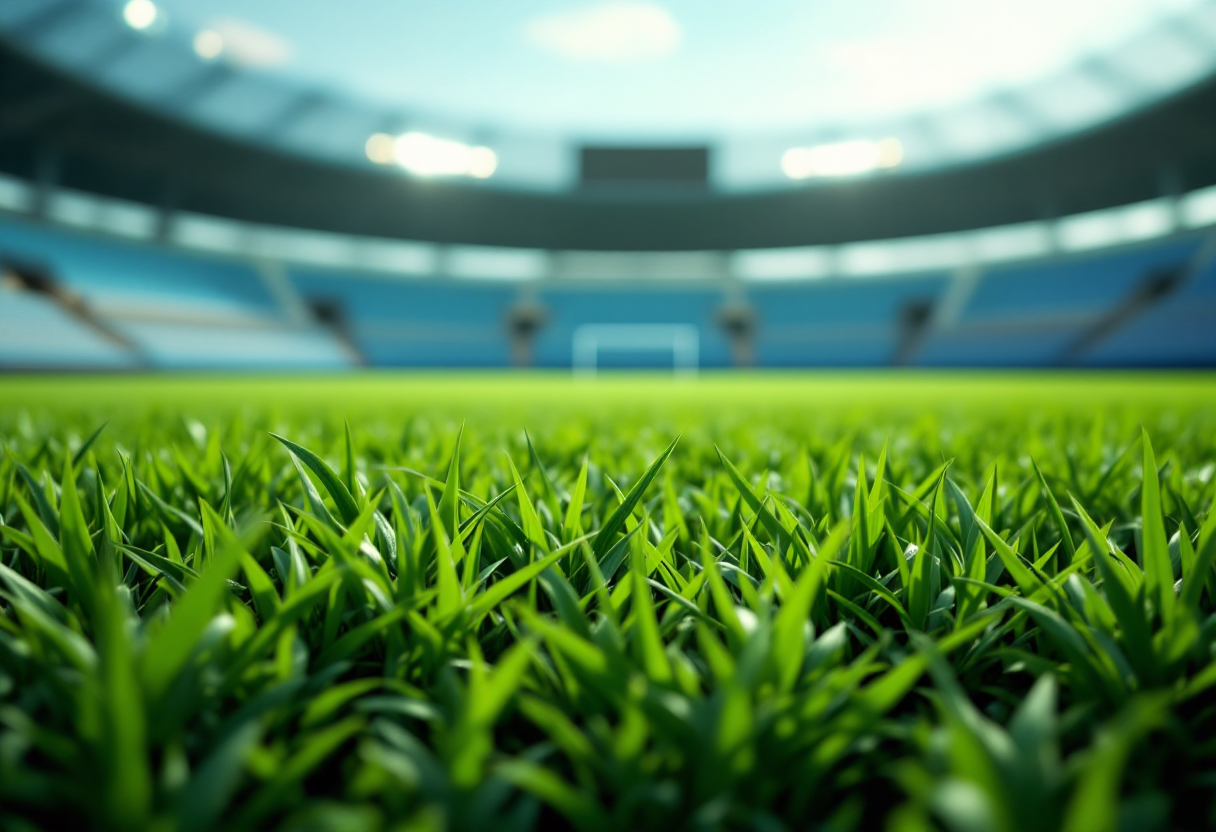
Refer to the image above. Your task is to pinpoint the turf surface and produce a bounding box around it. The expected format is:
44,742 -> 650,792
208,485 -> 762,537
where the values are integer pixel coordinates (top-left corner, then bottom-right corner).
1,372 -> 1215,832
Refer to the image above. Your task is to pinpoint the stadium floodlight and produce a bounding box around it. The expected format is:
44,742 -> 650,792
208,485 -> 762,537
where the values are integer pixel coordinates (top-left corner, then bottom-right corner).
122,0 -> 159,31
389,132 -> 498,178
194,29 -> 224,60
365,133 -> 396,165
467,147 -> 499,179
365,132 -> 497,178
782,138 -> 903,180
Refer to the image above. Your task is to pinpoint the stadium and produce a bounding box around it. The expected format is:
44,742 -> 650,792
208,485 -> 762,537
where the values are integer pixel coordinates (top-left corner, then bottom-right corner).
1,2 -> 1215,830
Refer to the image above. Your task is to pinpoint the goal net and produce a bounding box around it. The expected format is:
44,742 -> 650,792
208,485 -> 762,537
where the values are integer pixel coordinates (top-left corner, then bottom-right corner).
571,324 -> 700,377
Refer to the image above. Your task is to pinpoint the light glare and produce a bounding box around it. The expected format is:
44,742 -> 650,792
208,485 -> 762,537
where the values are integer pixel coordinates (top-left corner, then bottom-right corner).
468,147 -> 499,179
782,137 -> 904,180
122,0 -> 158,30
365,133 -> 396,165
193,29 -> 224,60
390,132 -> 497,178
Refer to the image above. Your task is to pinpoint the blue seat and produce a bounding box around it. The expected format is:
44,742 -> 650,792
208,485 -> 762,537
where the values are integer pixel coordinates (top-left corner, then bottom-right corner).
290,270 -> 513,323
917,328 -> 1081,366
0,218 -> 277,313
750,276 -> 947,326
289,269 -> 516,367
3,214 -> 1211,369
0,291 -> 137,368
963,239 -> 1200,320
748,275 -> 948,367
360,339 -> 511,368
756,334 -> 898,367
118,322 -> 351,369
1080,261 -> 1216,367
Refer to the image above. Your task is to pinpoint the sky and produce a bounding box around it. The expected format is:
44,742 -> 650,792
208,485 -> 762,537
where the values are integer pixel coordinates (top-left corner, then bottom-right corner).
151,0 -> 1203,138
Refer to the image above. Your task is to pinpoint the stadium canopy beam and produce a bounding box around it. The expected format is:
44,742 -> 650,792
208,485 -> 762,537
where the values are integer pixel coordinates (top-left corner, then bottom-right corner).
1076,57 -> 1143,103
7,0 -> 83,42
262,91 -> 328,140
1164,15 -> 1216,54
898,114 -> 952,165
0,87 -> 82,135
78,34 -> 144,78
989,90 -> 1050,135
4,42 -> 1216,251
159,66 -> 237,115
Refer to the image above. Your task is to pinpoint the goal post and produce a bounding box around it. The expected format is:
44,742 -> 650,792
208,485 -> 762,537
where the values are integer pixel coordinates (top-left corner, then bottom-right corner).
572,324 -> 700,377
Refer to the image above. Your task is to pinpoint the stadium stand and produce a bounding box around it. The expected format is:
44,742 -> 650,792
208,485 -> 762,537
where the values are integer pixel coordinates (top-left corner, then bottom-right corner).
2,200 -> 1214,370
0,291 -> 133,369
749,275 -> 950,367
288,270 -> 516,368
0,220 -> 279,313
0,216 -> 353,369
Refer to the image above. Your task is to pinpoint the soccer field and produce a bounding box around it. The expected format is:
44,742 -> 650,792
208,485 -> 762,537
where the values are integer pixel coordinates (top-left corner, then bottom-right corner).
5,370 -> 1216,423
1,372 -> 1215,832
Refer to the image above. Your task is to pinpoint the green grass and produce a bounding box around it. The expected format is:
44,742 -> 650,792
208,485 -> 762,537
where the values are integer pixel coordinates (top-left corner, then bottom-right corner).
1,372 -> 1215,832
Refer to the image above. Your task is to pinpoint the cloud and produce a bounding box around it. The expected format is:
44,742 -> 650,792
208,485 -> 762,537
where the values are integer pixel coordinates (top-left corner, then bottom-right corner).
524,1 -> 682,63
208,18 -> 292,68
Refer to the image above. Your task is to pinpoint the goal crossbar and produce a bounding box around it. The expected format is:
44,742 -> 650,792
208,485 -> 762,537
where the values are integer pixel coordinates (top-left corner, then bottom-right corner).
572,324 -> 700,377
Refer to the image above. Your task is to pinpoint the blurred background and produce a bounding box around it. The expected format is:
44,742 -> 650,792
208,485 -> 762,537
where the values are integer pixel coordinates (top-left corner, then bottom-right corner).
0,0 -> 1214,372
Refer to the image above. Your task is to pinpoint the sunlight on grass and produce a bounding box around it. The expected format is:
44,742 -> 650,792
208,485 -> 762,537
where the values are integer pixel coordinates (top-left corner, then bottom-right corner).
0,371 -> 1213,830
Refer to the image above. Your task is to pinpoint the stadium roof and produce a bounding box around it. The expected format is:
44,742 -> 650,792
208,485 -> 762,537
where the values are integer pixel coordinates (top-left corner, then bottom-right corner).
3,0 -> 1216,192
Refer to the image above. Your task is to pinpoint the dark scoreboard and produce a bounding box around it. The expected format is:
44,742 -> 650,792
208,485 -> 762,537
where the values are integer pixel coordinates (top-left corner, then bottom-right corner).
579,146 -> 710,188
